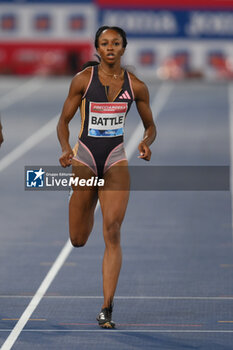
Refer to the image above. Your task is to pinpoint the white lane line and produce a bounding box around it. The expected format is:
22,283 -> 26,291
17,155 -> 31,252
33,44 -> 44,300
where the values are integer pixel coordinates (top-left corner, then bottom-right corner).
0,329 -> 233,334
0,82 -> 173,350
0,240 -> 73,350
0,77 -> 45,111
228,84 -> 233,237
0,114 -> 59,173
0,295 -> 232,300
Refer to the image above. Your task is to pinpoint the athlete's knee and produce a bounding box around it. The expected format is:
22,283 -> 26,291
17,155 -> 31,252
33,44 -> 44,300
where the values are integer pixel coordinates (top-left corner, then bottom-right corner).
69,228 -> 90,248
104,221 -> 121,246
70,236 -> 87,248
71,240 -> 86,248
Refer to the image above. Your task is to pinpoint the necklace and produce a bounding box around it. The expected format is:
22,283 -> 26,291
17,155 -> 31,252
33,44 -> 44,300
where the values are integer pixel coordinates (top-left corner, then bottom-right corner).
100,65 -> 123,79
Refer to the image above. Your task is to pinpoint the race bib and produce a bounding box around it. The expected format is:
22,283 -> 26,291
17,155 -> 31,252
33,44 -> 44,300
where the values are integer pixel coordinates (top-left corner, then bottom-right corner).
88,102 -> 127,137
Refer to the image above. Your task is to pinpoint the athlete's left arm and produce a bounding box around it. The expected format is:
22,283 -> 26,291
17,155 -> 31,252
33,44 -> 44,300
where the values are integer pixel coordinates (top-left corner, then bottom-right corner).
134,80 -> 156,161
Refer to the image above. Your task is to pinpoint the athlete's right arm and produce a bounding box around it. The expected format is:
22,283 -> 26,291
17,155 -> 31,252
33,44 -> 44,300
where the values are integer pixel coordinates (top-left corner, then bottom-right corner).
57,71 -> 87,167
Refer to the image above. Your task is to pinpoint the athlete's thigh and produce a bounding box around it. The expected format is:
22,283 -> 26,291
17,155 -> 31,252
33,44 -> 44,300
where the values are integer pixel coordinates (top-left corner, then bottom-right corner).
69,189 -> 98,222
98,161 -> 130,224
69,159 -> 98,228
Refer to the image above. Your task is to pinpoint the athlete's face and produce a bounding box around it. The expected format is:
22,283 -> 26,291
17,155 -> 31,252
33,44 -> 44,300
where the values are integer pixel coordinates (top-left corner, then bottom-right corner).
97,29 -> 125,64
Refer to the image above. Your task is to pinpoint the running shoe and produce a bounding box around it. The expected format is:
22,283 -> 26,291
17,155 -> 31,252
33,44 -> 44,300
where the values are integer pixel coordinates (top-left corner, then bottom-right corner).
97,304 -> 115,329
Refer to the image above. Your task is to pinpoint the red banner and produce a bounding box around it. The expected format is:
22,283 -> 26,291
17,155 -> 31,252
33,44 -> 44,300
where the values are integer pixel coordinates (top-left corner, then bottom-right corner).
0,42 -> 92,75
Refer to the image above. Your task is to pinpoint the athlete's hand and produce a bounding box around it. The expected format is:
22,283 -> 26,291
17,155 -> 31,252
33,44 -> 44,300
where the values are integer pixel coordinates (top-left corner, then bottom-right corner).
138,141 -> 151,161
59,148 -> 74,167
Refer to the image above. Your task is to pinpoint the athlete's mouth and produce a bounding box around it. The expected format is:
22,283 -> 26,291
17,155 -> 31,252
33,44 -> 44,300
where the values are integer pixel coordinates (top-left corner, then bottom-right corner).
107,53 -> 115,58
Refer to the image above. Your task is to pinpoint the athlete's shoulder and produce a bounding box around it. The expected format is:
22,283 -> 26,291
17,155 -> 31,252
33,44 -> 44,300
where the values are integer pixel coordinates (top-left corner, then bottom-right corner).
127,71 -> 146,87
69,67 -> 93,96
73,66 -> 93,85
127,71 -> 149,100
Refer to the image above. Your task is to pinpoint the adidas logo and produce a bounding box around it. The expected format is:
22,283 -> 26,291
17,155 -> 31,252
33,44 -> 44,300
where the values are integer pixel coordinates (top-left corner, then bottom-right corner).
119,90 -> 131,99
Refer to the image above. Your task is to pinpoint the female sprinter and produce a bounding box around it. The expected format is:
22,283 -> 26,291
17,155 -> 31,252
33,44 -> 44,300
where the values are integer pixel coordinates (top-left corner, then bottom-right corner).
57,26 -> 156,328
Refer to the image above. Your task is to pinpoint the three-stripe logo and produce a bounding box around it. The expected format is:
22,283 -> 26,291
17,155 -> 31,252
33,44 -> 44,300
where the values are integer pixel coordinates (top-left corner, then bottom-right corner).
119,90 -> 131,99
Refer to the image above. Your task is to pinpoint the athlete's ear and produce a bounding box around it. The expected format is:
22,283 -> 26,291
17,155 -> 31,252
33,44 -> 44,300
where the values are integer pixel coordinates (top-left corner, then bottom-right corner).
121,48 -> 125,56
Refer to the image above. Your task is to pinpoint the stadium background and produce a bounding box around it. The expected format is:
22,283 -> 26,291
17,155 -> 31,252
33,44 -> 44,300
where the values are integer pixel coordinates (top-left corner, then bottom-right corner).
0,0 -> 233,80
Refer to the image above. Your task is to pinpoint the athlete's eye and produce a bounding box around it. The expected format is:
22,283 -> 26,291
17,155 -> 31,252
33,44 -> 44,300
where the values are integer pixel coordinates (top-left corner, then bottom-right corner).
100,42 -> 107,46
114,42 -> 120,46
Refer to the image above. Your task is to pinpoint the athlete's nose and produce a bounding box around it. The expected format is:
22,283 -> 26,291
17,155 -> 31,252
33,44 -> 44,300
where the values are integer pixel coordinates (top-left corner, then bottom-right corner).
107,43 -> 114,50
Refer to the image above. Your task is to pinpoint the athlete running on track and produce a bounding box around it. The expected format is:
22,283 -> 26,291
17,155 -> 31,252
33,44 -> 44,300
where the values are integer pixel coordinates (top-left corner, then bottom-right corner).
57,26 -> 156,328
